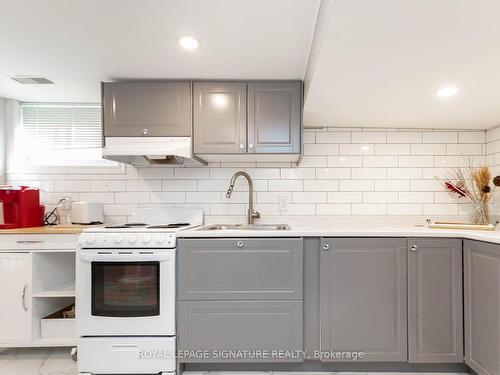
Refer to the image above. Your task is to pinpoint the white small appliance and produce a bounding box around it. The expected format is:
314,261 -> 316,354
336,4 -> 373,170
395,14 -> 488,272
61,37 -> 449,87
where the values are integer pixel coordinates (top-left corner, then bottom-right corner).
71,202 -> 104,224
76,207 -> 202,375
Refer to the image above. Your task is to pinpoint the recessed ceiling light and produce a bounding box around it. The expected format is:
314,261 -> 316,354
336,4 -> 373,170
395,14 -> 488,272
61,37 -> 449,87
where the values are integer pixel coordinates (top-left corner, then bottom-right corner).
178,35 -> 199,50
436,86 -> 458,98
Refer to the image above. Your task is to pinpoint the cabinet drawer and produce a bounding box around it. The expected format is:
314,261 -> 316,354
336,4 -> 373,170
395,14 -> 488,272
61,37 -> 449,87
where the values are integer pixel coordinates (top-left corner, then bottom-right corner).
178,238 -> 303,300
178,300 -> 303,362
0,234 -> 77,250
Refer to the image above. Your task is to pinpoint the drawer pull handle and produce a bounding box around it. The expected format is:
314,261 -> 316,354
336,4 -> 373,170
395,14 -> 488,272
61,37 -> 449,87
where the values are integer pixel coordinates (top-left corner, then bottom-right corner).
16,240 -> 43,244
236,241 -> 244,248
323,244 -> 330,250
410,245 -> 418,252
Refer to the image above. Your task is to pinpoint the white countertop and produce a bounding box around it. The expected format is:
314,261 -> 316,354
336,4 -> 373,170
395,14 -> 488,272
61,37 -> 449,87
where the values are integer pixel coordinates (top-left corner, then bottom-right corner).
178,221 -> 500,245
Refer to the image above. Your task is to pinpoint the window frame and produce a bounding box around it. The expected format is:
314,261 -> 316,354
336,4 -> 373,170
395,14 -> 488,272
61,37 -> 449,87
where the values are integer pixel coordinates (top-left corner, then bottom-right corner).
6,101 -> 124,174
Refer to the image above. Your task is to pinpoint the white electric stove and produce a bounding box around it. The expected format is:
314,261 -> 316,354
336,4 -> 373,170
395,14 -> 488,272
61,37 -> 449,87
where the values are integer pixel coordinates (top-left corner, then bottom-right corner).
76,207 -> 202,375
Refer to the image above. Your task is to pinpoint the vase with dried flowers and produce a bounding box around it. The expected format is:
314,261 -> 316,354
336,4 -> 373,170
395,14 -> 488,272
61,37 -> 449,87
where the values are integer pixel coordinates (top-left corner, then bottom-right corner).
440,160 -> 493,225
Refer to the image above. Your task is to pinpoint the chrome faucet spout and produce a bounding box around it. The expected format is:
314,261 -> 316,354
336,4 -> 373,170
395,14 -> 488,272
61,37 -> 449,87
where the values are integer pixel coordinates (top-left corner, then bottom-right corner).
225,171 -> 260,224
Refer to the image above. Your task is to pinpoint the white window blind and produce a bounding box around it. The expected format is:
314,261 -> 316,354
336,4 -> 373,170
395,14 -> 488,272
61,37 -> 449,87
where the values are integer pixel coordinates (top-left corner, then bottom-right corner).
22,103 -> 101,150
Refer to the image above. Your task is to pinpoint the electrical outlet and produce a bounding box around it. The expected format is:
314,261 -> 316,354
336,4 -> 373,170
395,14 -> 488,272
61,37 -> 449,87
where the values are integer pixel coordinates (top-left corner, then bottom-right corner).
279,195 -> 289,212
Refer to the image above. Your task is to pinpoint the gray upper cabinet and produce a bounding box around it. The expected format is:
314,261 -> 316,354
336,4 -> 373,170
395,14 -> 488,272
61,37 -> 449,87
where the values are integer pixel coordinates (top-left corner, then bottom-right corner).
102,81 -> 191,137
178,238 -> 303,300
247,81 -> 301,154
407,238 -> 463,363
319,238 -> 407,362
193,82 -> 247,154
464,240 -> 500,375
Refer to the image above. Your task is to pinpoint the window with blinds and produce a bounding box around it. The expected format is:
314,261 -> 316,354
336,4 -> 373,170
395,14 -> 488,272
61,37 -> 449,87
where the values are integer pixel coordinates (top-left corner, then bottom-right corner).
22,103 -> 101,150
19,103 -> 113,167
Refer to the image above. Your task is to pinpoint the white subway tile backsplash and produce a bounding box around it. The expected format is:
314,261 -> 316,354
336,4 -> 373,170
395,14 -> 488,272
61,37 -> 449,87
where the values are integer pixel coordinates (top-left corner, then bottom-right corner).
315,131 -> 351,144
328,192 -> 362,203
175,168 -> 210,179
363,192 -> 398,203
387,132 -> 422,143
352,131 -> 387,144
150,192 -> 186,204
399,192 -> 434,203
162,180 -> 197,191
423,131 -> 458,144
411,144 -> 446,155
126,180 -> 161,192
459,131 -> 485,144
10,127 -> 490,221
387,168 -> 422,179
269,180 -> 303,191
316,168 -> 351,179
375,144 -> 411,155
327,156 -> 363,167
292,192 -> 327,203
316,204 -> 351,215
387,203 -> 422,215
362,156 -> 398,167
115,192 -> 149,204
281,168 -> 315,179
304,180 -> 339,191
351,168 -> 387,179
304,144 -> 339,155
54,180 -> 90,192
446,143 -> 483,155
352,204 -> 387,215
340,144 -> 375,155
399,156 -> 434,167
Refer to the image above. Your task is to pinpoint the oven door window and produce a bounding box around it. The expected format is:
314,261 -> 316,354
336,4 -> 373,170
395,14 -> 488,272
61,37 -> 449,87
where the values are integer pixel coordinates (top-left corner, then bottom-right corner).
92,261 -> 160,317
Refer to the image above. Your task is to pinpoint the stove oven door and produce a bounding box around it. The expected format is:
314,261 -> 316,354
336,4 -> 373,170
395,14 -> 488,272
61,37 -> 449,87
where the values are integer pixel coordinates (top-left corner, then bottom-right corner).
76,249 -> 175,336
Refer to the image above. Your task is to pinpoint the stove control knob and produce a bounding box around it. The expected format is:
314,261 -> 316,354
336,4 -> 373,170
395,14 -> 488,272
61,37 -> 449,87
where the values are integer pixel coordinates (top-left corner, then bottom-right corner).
128,235 -> 138,244
85,235 -> 96,244
114,235 -> 124,244
142,235 -> 152,244
155,235 -> 164,244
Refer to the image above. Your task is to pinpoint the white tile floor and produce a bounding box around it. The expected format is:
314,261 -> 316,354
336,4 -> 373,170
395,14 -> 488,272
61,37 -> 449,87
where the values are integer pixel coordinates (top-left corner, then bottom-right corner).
0,349 -> 470,375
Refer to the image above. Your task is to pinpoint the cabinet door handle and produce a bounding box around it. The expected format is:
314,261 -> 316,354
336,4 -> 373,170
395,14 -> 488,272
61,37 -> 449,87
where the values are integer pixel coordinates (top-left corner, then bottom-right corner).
248,143 -> 254,152
16,240 -> 43,244
410,244 -> 418,252
322,243 -> 330,250
236,241 -> 244,248
22,284 -> 28,312
142,128 -> 149,135
239,144 -> 246,152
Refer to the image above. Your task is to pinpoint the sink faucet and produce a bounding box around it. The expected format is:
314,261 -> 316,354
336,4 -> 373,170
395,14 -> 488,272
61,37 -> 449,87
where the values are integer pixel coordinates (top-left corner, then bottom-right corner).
226,171 -> 261,224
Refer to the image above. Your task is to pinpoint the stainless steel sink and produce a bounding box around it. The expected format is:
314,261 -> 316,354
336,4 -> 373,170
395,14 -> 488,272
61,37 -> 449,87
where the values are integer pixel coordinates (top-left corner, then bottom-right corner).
199,224 -> 289,231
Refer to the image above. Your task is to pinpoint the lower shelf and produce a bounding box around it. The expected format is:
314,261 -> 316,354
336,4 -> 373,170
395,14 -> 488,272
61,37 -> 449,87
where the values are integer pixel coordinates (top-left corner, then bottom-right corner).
32,338 -> 76,347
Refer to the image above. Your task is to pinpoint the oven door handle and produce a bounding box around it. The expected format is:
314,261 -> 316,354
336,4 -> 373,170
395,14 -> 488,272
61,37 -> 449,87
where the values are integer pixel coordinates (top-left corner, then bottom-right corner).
78,254 -> 172,263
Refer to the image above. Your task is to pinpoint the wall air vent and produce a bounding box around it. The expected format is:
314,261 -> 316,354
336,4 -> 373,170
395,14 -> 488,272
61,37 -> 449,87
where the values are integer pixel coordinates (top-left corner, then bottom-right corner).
10,76 -> 54,84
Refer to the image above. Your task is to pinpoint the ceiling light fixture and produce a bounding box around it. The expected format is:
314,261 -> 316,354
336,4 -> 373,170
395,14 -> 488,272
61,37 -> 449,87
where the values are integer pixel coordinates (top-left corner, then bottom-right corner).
178,35 -> 199,50
436,85 -> 458,98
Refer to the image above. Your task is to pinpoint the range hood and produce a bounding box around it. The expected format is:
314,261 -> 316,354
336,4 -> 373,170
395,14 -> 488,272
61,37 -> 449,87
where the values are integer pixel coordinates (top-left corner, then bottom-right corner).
102,137 -> 207,166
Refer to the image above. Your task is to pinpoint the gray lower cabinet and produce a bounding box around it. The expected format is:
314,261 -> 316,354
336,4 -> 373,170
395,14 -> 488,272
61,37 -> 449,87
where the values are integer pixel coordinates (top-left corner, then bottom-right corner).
464,240 -> 500,375
102,81 -> 191,137
407,238 -> 463,363
178,300 -> 303,362
178,238 -> 303,300
193,82 -> 247,154
177,238 -> 304,362
247,81 -> 301,154
319,238 -> 407,362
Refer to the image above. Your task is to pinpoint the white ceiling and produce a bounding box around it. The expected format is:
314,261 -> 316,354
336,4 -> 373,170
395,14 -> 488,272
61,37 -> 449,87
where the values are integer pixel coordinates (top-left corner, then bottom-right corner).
0,0 -> 319,102
304,0 -> 500,129
2,0 -> 500,129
